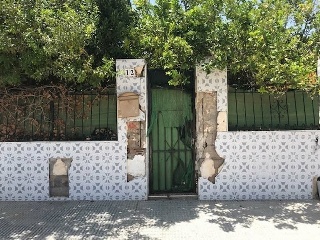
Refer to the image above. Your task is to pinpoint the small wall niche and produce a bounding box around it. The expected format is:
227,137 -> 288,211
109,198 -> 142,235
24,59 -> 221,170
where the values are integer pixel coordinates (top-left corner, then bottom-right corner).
49,158 -> 72,197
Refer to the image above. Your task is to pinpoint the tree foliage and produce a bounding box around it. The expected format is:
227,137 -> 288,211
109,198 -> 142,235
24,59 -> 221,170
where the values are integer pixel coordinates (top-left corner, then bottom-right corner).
90,0 -> 135,61
214,0 -> 320,93
0,0 -> 319,92
130,0 -> 319,92
129,0 -> 224,85
0,0 -> 113,86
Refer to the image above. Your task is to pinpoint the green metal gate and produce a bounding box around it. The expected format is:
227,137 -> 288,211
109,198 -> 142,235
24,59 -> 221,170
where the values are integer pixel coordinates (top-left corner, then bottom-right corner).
148,86 -> 196,194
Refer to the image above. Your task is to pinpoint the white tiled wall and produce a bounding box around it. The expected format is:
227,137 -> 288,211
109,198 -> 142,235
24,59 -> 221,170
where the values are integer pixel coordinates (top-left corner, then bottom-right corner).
0,59 -> 148,201
1,61 -> 319,201
199,131 -> 320,200
196,67 -> 320,200
195,66 -> 227,112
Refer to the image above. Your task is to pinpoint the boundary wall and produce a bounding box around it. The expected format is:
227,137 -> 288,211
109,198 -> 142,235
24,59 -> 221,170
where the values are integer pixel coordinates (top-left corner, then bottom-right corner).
1,59 -> 319,201
195,65 -> 320,200
0,59 -> 148,201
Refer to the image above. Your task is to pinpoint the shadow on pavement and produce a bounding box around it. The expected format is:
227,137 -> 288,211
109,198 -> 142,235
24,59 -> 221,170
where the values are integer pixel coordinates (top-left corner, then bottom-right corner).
196,200 -> 320,232
0,200 -> 320,239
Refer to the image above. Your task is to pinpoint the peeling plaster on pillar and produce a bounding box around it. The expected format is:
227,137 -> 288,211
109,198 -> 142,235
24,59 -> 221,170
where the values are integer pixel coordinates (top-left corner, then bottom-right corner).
196,92 -> 224,183
126,121 -> 146,181
217,111 -> 228,131
134,65 -> 146,77
127,155 -> 146,178
127,121 -> 146,158
195,66 -> 227,183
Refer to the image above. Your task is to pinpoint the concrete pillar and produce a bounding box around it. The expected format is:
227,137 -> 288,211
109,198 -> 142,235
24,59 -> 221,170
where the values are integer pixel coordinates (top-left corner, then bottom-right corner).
195,65 -> 228,131
116,59 -> 148,199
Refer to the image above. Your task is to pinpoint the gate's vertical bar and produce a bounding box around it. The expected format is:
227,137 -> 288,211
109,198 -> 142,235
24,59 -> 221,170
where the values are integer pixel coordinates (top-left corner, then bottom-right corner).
170,125 -> 174,191
164,124 -> 167,191
80,93 -> 84,137
243,89 -> 247,127
251,90 -> 256,129
90,91 -> 93,133
158,112 -> 161,191
6,116 -> 9,140
40,112 -> 44,138
31,108 -> 34,139
73,94 -> 76,138
277,99 -> 281,127
106,92 -> 110,128
302,92 -> 307,126
293,91 -> 299,127
260,93 -> 264,129
184,123 -> 188,189
57,98 -> 60,138
65,99 -> 68,139
312,97 -> 316,127
98,93 -> 101,130
235,88 -> 239,129
23,106 -> 27,136
268,94 -> 273,128
49,100 -> 54,140
285,92 -> 290,128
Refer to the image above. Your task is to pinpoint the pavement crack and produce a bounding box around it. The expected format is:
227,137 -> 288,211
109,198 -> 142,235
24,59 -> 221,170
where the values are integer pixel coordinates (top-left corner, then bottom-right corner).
134,201 -> 142,238
134,201 -> 139,212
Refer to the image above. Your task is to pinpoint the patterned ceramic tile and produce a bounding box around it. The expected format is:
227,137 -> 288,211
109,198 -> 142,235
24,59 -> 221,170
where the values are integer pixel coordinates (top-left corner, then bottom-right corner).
3,59 -> 320,202
0,60 -> 148,201
195,66 -> 228,112
116,59 -> 146,72
199,131 -> 320,200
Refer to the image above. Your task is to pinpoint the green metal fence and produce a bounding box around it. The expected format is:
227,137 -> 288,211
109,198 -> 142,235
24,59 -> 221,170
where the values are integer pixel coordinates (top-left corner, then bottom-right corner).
228,85 -> 320,131
0,89 -> 117,141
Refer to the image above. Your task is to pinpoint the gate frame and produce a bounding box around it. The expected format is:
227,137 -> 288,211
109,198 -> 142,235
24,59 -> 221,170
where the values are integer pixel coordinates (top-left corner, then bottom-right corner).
147,69 -> 197,194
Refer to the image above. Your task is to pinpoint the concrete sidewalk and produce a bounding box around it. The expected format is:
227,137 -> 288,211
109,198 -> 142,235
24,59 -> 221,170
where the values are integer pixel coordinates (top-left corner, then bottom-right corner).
0,200 -> 320,240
